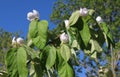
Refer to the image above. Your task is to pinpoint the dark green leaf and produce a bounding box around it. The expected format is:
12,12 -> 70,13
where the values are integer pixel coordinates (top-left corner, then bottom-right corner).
34,58 -> 43,77
6,48 -> 18,77
79,17 -> 91,47
29,58 -> 43,77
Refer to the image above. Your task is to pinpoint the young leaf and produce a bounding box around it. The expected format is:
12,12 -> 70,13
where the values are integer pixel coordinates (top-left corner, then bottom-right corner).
69,10 -> 80,26
60,44 -> 71,62
29,63 -> 37,77
71,40 -> 80,49
91,51 -> 97,59
90,39 -> 103,52
46,45 -> 56,70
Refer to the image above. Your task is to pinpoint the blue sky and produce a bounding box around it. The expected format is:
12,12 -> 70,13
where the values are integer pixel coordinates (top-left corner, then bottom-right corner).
0,0 -> 56,37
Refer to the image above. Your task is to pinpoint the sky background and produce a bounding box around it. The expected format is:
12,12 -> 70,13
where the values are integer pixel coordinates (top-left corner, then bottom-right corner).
0,0 -> 56,37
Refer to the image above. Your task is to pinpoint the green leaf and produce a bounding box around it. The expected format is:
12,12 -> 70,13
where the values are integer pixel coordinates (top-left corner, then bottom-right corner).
71,40 -> 80,49
37,20 -> 48,36
29,63 -> 36,77
67,29 -> 76,45
6,48 -> 18,77
17,47 -> 28,77
32,36 -> 46,49
101,23 -> 113,43
46,45 -> 56,70
23,45 -> 37,59
29,58 -> 43,77
58,62 -> 74,77
60,44 -> 71,62
28,19 -> 38,38
90,39 -> 103,52
6,47 -> 28,77
103,32 -> 109,47
84,49 -> 91,55
57,50 -> 74,77
69,10 -> 80,26
88,9 -> 95,15
91,51 -> 97,59
79,17 -> 91,47
33,58 -> 43,77
32,20 -> 48,49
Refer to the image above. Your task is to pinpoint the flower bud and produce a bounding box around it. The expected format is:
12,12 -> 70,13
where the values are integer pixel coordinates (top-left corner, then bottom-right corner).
96,16 -> 103,24
16,37 -> 24,45
60,33 -> 69,43
64,20 -> 69,28
80,8 -> 88,16
27,10 -> 39,21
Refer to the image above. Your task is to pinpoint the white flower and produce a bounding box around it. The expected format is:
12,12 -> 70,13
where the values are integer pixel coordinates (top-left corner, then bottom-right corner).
64,20 -> 69,28
80,8 -> 88,16
12,37 -> 24,45
16,37 -> 24,45
12,37 -> 16,45
60,32 -> 69,43
33,10 -> 39,19
96,16 -> 103,24
27,10 -> 39,21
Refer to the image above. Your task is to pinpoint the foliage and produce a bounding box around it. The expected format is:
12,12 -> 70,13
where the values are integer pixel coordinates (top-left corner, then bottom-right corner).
50,0 -> 120,76
5,7 -> 114,77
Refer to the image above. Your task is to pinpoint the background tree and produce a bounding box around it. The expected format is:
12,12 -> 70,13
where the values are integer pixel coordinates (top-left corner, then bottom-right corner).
0,27 -> 21,77
0,28 -> 12,70
50,0 -> 120,77
50,0 -> 120,41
